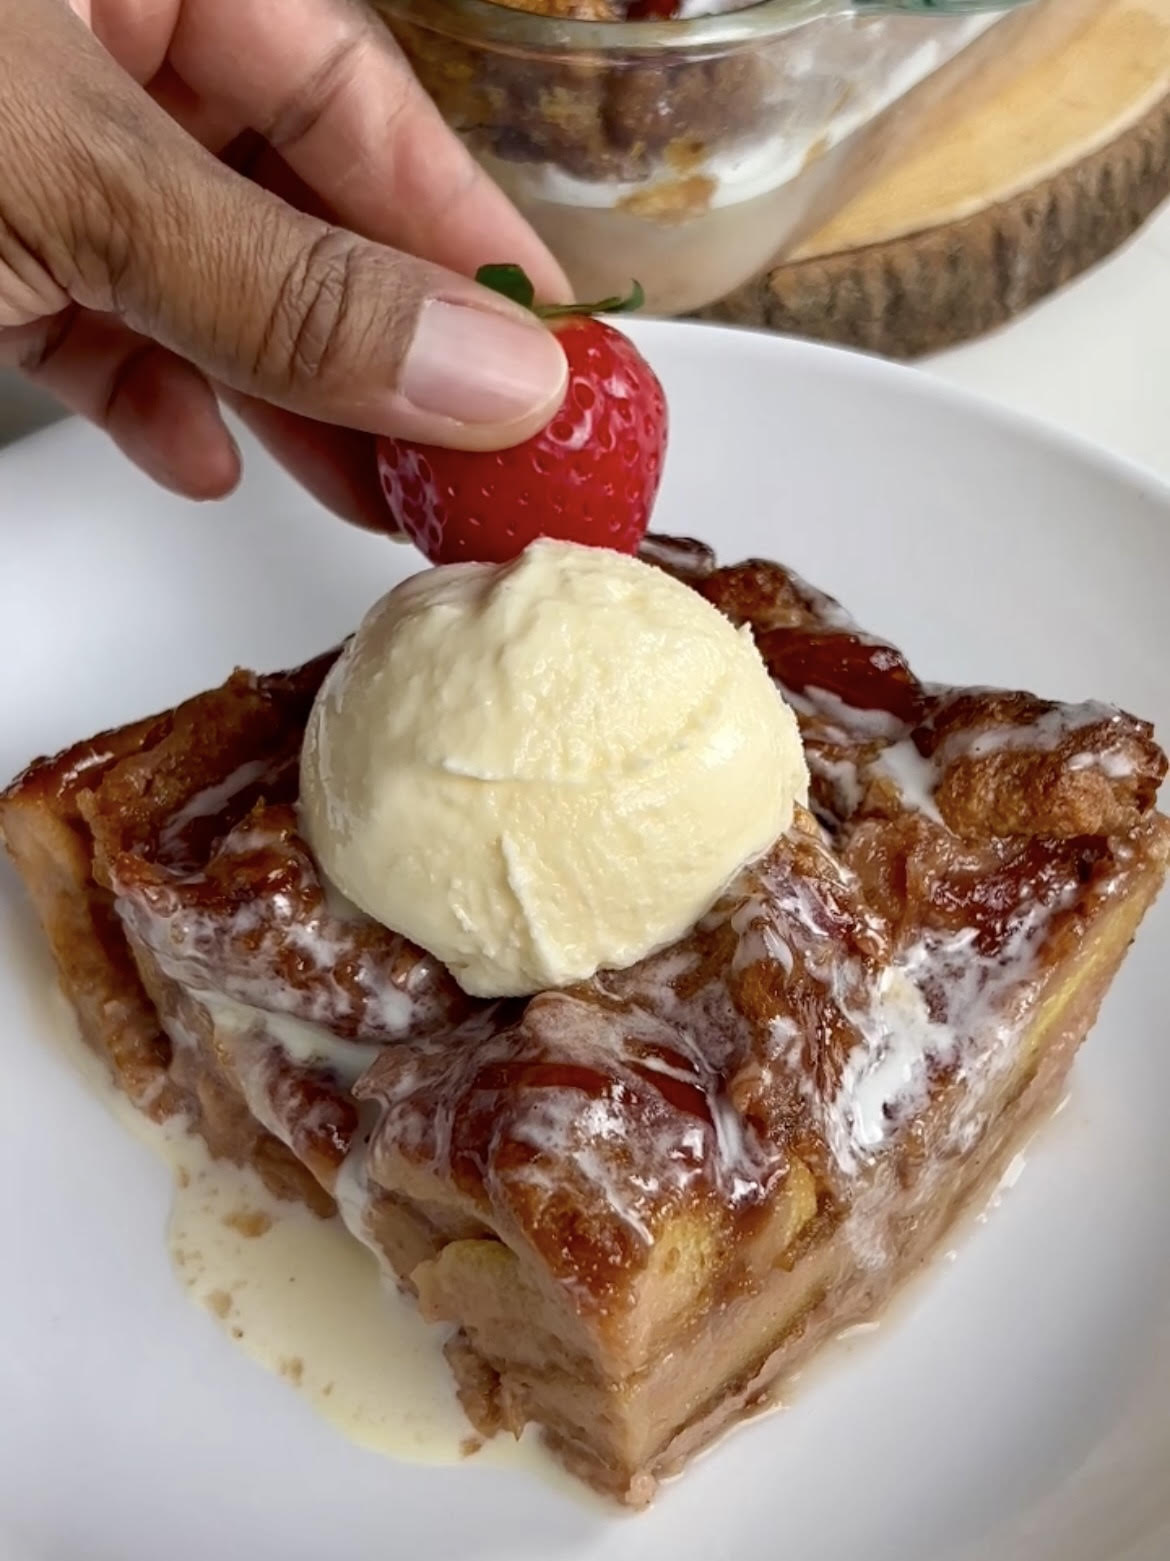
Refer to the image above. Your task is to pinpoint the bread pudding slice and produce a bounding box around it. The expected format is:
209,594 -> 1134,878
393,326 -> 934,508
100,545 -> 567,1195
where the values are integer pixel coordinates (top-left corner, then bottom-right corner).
2,536 -> 1166,1504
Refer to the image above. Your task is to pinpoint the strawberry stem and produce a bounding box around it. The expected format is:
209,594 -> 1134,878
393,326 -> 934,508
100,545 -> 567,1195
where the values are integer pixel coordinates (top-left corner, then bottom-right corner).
539,282 -> 645,319
475,264 -> 644,320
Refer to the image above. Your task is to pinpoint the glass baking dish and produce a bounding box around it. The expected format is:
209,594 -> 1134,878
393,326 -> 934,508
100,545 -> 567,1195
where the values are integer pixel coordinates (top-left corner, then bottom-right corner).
373,0 -> 1037,315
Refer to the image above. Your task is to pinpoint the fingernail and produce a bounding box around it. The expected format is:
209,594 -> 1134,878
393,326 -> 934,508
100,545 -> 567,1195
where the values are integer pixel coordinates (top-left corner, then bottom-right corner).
402,300 -> 567,426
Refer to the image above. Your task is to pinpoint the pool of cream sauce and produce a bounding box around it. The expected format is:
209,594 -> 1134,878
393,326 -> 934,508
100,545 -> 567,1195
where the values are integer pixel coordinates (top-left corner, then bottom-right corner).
40,983 -> 571,1485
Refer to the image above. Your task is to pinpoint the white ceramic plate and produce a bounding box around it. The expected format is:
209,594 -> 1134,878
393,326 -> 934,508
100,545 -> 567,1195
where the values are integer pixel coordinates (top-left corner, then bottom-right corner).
1,323 -> 1167,1561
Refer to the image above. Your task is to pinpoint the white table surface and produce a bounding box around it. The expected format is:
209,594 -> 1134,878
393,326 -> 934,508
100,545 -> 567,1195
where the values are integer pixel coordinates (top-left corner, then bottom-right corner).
2,203 -> 1168,477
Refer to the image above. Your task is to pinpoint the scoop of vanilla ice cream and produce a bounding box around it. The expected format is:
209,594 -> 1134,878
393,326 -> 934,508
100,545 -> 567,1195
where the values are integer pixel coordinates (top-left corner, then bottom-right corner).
299,540 -> 808,998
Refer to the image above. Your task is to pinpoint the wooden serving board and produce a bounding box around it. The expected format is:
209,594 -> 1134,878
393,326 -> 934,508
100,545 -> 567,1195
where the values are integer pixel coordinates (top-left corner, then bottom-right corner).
701,0 -> 1170,357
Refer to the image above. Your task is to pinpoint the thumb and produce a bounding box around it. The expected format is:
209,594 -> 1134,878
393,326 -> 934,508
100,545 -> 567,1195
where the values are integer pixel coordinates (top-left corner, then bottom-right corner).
9,20 -> 568,452
108,159 -> 569,452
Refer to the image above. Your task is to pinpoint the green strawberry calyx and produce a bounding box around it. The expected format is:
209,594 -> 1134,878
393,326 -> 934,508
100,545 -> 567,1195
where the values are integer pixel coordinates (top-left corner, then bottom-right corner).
475,263 -> 644,320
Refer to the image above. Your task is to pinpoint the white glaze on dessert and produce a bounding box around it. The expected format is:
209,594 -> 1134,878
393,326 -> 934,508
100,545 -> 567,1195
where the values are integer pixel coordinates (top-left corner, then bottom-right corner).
157,758 -> 280,862
196,992 -> 385,1088
867,738 -> 944,822
791,686 -> 907,743
828,966 -> 953,1170
932,699 -> 1124,765
787,679 -> 1147,835
115,860 -> 427,1040
1070,749 -> 1138,778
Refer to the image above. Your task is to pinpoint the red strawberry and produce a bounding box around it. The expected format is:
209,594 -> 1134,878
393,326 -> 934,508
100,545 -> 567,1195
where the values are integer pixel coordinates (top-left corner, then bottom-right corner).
376,269 -> 667,566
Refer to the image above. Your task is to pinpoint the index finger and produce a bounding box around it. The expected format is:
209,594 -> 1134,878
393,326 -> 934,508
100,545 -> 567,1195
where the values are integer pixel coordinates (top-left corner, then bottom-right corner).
168,0 -> 570,299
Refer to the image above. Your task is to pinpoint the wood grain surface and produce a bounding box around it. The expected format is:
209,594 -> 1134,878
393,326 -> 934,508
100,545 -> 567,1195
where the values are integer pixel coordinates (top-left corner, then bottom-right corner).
699,0 -> 1170,357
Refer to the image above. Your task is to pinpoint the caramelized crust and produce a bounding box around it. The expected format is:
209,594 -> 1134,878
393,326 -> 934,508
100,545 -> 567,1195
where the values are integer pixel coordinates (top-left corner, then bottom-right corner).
918,688 -> 1165,838
2,534 -> 1166,1503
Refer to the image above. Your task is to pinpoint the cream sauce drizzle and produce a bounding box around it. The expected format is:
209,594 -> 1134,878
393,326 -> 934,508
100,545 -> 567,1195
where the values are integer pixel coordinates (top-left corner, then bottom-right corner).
39,986 -> 565,1482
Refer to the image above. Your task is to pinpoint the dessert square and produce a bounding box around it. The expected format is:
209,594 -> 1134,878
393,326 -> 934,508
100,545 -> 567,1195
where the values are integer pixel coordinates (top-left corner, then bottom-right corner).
3,536 -> 1165,1504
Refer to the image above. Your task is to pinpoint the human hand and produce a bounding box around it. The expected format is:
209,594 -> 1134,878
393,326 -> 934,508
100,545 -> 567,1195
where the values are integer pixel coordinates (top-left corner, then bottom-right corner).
0,0 -> 570,529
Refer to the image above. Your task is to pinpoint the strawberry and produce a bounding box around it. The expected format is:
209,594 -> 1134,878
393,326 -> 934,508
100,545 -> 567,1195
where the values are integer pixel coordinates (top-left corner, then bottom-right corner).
376,267 -> 667,566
